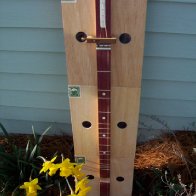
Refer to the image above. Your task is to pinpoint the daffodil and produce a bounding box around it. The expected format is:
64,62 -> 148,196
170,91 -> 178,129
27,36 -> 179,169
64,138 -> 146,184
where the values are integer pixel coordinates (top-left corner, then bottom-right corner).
59,158 -> 74,178
20,178 -> 41,196
77,186 -> 92,196
40,156 -> 58,176
72,164 -> 85,180
73,177 -> 91,196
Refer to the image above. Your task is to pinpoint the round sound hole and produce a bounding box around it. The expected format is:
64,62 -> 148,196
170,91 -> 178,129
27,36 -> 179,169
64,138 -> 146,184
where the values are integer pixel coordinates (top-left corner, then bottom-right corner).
82,121 -> 92,128
87,175 -> 95,180
119,33 -> 131,44
117,122 -> 127,129
116,176 -> 124,182
76,32 -> 87,42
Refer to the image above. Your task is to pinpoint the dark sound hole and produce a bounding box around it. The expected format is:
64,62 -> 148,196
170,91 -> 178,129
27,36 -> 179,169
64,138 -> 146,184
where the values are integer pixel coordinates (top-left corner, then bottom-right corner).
82,121 -> 92,128
119,33 -> 131,44
117,122 -> 127,129
76,32 -> 87,42
87,175 -> 95,180
116,176 -> 124,182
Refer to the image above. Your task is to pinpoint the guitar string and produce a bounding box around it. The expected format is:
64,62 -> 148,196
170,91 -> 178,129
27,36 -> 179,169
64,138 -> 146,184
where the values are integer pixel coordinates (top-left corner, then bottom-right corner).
104,3 -> 110,195
98,1 -> 110,195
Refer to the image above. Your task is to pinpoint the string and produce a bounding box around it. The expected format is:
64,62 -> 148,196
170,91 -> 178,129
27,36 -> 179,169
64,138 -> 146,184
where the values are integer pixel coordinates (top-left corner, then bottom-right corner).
97,0 -> 111,195
104,3 -> 110,196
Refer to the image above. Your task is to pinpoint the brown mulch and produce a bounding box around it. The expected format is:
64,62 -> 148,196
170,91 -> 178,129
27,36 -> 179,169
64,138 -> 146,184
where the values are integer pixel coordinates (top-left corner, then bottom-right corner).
0,130 -> 196,194
135,131 -> 196,173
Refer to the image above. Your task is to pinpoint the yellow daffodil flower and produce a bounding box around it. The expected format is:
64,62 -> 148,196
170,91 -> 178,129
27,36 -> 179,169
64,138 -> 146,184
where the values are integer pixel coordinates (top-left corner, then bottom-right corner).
40,156 -> 58,176
72,164 -> 85,180
20,178 -> 41,196
77,186 -> 92,196
74,177 -> 91,196
59,158 -> 74,178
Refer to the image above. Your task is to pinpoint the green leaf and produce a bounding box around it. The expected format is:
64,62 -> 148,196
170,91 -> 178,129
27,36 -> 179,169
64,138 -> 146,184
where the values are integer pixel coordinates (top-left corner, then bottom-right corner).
38,126 -> 51,144
29,144 -> 38,161
0,123 -> 9,139
24,140 -> 30,161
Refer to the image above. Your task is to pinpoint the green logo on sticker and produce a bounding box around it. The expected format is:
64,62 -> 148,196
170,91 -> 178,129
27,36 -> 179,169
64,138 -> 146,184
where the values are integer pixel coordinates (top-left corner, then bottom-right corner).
68,86 -> 80,97
75,156 -> 86,164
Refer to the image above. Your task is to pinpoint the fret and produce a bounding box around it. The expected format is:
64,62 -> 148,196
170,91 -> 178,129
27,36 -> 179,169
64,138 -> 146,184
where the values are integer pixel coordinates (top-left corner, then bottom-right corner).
100,178 -> 110,183
100,166 -> 110,169
100,163 -> 110,165
99,131 -> 110,134
99,130 -> 110,133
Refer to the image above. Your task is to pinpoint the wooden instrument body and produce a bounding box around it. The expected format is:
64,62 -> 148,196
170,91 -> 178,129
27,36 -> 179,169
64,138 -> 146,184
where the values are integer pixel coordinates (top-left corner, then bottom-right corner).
61,0 -> 147,195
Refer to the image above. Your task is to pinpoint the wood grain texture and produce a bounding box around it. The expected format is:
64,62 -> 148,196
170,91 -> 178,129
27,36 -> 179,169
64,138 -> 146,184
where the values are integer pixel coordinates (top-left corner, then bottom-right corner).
69,86 -> 100,195
111,87 -> 141,157
110,157 -> 135,196
111,0 -> 147,87
61,0 -> 97,85
110,1 -> 147,194
110,87 -> 140,195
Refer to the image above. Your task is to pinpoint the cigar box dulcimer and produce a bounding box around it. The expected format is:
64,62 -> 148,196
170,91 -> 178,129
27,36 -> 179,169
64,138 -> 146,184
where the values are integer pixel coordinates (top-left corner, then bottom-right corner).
61,0 -> 147,195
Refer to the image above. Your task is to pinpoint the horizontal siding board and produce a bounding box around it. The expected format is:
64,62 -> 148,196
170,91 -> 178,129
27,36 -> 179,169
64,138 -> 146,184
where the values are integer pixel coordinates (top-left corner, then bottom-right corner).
0,119 -> 72,135
2,29 -> 196,60
1,52 -> 196,83
0,28 -> 65,52
0,0 -> 62,28
143,57 -> 196,82
1,73 -> 196,102
2,81 -> 196,110
1,0 -> 196,35
0,105 -> 71,123
144,32 -> 196,59
0,51 -> 66,75
0,73 -> 67,93
140,98 -> 196,118
0,90 -> 69,110
147,2 -> 196,34
141,80 -> 196,101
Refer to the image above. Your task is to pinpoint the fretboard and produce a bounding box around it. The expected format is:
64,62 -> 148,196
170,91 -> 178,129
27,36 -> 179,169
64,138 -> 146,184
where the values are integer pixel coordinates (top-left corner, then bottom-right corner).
96,0 -> 111,195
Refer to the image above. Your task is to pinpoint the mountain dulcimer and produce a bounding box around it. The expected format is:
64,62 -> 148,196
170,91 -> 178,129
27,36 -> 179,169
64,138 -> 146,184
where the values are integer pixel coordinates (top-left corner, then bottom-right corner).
61,0 -> 147,195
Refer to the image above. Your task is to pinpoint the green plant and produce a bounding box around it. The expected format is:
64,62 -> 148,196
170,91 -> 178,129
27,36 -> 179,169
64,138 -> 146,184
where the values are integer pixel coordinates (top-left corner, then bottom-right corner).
19,155 -> 91,196
0,125 -> 51,195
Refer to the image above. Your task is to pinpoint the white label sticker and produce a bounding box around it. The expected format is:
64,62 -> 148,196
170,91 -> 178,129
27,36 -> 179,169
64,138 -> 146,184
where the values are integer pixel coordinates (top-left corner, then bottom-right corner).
100,0 -> 106,28
61,0 -> 77,3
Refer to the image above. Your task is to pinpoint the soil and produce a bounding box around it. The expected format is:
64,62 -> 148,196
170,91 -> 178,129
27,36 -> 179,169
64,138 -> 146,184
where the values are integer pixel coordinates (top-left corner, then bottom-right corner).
0,131 -> 195,195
